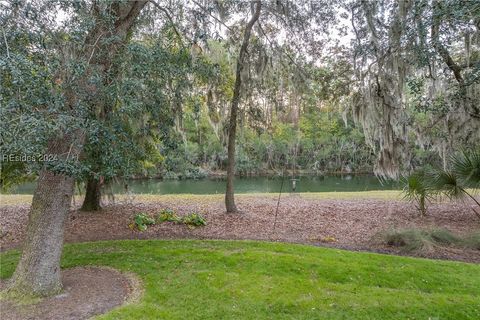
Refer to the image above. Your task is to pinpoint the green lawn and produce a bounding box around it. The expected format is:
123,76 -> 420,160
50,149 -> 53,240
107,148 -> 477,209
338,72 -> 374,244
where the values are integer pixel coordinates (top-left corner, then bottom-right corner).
1,240 -> 479,319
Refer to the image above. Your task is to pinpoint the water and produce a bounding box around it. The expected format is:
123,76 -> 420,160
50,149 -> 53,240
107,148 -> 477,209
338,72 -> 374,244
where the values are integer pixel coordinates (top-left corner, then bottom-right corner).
10,175 -> 399,195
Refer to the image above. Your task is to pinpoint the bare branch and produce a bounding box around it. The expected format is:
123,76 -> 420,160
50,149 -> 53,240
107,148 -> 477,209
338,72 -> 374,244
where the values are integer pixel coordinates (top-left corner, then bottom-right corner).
431,0 -> 464,86
190,0 -> 234,33
150,1 -> 185,48
2,28 -> 10,58
257,21 -> 308,82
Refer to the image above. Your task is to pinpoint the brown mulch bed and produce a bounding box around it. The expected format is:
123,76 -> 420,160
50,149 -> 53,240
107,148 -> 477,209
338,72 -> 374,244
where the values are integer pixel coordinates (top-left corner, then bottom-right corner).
1,195 -> 479,263
0,267 -> 138,320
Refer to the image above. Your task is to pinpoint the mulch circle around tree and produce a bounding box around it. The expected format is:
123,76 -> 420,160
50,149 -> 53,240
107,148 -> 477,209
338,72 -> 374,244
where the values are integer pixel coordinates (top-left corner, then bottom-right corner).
0,267 -> 140,320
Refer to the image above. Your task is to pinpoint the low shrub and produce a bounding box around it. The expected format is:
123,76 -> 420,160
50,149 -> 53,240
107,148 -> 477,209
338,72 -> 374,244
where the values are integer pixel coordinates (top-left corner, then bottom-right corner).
182,212 -> 207,227
133,213 -> 155,231
157,209 -> 181,223
429,228 -> 461,245
184,167 -> 208,179
163,171 -> 179,180
463,232 -> 480,250
383,229 -> 430,252
382,228 -> 478,252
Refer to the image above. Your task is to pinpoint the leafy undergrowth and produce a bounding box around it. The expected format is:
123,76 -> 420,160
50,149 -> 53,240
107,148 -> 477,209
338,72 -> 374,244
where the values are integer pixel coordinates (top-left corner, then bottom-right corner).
1,240 -> 480,319
382,228 -> 480,253
131,210 -> 207,231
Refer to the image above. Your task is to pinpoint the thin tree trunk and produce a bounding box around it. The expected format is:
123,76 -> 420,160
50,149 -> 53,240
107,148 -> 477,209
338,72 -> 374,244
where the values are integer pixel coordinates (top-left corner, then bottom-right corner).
81,178 -> 102,211
225,1 -> 262,213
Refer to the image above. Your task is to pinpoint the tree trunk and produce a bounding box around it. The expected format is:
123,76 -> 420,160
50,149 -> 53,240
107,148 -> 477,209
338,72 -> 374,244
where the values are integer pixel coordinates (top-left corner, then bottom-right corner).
81,178 -> 102,211
7,1 -> 148,297
225,1 -> 262,213
8,135 -> 80,297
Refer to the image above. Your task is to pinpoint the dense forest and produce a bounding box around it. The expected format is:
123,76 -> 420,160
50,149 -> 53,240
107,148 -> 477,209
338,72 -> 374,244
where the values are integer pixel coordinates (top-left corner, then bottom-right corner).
4,0 -> 478,189
154,40 -> 378,179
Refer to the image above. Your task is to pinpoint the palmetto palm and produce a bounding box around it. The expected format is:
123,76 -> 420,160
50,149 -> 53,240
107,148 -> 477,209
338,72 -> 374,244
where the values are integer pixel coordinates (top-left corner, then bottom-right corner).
451,150 -> 480,188
402,170 -> 434,216
432,151 -> 480,219
430,170 -> 467,198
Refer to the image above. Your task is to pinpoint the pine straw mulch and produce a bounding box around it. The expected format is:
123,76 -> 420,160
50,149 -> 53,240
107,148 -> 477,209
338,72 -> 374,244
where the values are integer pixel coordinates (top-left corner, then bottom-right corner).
0,267 -> 139,320
1,194 -> 479,263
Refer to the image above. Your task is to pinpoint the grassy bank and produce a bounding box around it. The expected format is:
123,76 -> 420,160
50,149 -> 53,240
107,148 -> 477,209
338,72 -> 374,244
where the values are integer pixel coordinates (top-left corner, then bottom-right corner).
0,190 -> 404,206
1,240 -> 479,319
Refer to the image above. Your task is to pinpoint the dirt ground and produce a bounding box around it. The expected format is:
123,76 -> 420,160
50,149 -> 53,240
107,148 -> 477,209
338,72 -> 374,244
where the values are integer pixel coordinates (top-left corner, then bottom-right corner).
1,195 -> 479,263
0,267 -> 137,320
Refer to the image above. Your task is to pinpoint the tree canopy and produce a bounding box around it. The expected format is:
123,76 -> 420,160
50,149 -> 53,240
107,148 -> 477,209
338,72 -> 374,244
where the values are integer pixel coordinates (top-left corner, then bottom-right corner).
1,0 -> 479,297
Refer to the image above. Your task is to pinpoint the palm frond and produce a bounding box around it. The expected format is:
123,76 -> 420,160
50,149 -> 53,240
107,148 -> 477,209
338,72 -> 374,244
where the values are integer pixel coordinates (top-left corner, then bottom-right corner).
451,150 -> 480,188
402,170 -> 434,215
402,171 -> 428,198
430,169 -> 467,200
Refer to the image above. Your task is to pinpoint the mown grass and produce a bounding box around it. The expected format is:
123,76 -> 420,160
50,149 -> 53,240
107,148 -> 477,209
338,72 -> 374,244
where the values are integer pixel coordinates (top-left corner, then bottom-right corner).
1,240 -> 479,319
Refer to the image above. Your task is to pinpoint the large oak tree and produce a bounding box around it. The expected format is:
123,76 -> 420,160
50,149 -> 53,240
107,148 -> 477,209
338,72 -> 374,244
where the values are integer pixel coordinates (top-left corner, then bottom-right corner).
2,0 -> 148,296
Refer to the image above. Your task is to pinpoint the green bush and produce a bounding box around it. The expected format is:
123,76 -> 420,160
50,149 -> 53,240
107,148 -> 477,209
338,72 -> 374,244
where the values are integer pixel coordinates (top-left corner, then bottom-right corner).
182,212 -> 207,227
133,213 -> 156,231
383,229 -> 430,252
157,209 -> 181,223
184,167 -> 208,179
163,171 -> 179,180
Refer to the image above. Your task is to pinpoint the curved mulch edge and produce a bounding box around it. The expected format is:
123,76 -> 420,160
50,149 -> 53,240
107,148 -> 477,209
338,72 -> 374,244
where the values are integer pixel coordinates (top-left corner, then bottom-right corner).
0,266 -> 143,320
102,266 -> 144,306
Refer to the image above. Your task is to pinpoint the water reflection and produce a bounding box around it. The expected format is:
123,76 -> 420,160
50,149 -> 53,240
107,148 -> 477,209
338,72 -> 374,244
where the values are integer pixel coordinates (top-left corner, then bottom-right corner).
10,175 -> 399,195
